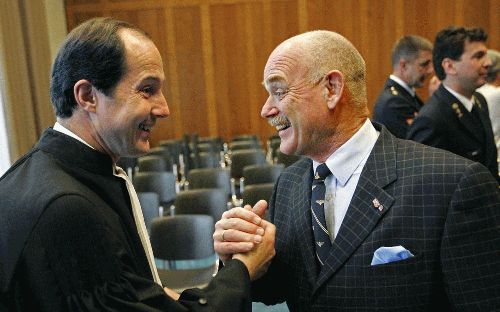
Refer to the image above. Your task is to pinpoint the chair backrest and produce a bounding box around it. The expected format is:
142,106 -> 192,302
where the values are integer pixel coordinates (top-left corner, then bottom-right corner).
232,134 -> 259,142
243,164 -> 284,186
242,183 -> 275,206
174,189 -> 227,222
187,168 -> 231,198
229,140 -> 261,151
133,172 -> 177,206
150,215 -> 214,260
230,149 -> 266,179
137,192 -> 161,230
147,147 -> 174,170
138,155 -> 169,172
275,151 -> 303,167
191,152 -> 220,169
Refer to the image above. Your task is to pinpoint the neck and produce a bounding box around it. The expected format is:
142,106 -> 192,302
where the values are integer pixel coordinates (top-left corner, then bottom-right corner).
443,79 -> 475,99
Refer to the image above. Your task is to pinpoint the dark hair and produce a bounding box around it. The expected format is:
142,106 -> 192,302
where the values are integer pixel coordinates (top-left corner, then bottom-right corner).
432,26 -> 487,80
391,35 -> 432,67
50,17 -> 148,118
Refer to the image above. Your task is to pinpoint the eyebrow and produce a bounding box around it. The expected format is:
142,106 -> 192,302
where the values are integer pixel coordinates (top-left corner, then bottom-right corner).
262,75 -> 287,88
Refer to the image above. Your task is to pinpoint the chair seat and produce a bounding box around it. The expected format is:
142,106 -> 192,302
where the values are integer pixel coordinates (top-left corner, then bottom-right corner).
158,265 -> 216,292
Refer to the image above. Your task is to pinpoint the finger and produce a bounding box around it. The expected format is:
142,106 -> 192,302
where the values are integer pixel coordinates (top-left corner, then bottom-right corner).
217,228 -> 263,243
221,207 -> 262,225
252,200 -> 268,218
214,242 -> 255,255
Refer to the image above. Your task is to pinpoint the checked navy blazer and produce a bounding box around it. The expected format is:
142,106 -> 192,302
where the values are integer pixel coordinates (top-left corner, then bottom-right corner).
251,123 -> 500,312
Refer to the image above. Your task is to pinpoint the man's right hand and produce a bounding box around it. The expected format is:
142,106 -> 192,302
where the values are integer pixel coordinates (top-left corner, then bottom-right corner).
213,200 -> 269,262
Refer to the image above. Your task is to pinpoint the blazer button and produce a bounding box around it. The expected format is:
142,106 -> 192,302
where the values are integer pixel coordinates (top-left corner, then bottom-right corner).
198,298 -> 207,305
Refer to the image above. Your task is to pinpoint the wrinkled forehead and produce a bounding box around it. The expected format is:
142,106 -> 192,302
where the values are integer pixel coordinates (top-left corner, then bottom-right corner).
263,41 -> 309,87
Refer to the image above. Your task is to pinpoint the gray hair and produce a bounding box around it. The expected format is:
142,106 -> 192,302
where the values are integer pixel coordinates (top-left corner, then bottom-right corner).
288,30 -> 367,107
391,35 -> 433,67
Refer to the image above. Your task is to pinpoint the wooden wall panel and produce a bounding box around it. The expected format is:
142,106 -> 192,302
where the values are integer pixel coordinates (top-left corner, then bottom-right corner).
64,0 -> 499,146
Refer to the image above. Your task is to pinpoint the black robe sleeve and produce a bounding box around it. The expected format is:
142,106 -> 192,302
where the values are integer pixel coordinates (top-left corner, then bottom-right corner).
9,195 -> 251,311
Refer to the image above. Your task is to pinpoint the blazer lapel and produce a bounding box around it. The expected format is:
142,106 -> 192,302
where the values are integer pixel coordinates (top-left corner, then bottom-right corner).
294,163 -> 319,287
436,86 -> 484,143
313,125 -> 397,294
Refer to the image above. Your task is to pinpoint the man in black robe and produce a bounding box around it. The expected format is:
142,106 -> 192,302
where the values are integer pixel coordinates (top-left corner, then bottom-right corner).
0,17 -> 275,311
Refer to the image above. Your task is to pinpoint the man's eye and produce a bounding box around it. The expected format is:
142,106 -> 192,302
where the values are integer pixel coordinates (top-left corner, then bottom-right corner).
140,86 -> 154,96
274,90 -> 287,99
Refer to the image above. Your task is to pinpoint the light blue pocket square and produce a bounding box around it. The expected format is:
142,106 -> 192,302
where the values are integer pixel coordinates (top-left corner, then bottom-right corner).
371,246 -> 414,266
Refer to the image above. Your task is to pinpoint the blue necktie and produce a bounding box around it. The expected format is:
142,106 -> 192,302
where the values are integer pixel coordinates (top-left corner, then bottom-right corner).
311,163 -> 332,265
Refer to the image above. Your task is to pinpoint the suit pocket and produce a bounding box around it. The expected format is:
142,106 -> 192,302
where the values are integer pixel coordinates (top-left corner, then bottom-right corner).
363,255 -> 424,284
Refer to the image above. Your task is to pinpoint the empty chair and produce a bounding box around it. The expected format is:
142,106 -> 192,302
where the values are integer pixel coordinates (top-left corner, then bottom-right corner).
232,134 -> 259,142
187,168 -> 232,199
137,155 -> 170,172
242,164 -> 284,186
133,172 -> 177,208
242,183 -> 275,207
275,150 -> 303,167
173,189 -> 227,223
192,152 -> 220,169
229,140 -> 261,151
150,215 -> 216,292
147,146 -> 174,171
229,149 -> 266,181
137,192 -> 161,230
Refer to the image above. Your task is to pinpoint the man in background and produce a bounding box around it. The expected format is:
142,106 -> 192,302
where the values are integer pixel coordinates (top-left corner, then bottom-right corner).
373,35 -> 433,138
476,49 -> 500,176
0,17 -> 275,311
407,26 -> 498,182
214,30 -> 500,311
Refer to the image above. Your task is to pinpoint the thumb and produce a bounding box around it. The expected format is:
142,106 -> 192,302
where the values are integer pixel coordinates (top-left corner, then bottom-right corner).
252,200 -> 268,218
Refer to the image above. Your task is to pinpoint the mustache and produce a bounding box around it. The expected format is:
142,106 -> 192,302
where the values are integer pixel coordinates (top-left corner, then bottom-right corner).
268,115 -> 290,127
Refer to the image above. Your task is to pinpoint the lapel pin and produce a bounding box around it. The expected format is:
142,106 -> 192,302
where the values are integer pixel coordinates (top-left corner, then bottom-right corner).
372,198 -> 383,211
390,86 -> 398,95
314,171 -> 320,180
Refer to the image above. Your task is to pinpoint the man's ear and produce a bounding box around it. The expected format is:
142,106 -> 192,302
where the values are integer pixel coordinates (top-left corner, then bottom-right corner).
441,58 -> 456,77
324,70 -> 344,110
74,79 -> 97,113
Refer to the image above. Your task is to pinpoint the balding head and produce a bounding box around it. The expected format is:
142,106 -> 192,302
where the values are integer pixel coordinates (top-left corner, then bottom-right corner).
278,30 -> 368,108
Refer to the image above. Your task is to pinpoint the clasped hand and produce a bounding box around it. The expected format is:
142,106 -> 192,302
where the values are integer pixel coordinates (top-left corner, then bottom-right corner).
213,200 -> 276,280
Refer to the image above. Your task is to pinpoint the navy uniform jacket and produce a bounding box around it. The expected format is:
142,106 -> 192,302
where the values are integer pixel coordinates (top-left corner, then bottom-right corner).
407,84 -> 499,182
0,129 -> 252,311
373,78 -> 424,139
252,123 -> 500,311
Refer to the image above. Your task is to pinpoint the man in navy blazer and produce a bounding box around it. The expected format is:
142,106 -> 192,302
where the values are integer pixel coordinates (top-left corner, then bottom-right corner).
214,30 -> 500,311
407,27 -> 498,182
373,35 -> 433,138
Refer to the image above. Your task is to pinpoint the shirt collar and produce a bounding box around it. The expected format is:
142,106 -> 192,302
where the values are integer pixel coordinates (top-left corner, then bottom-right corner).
443,84 -> 473,112
313,119 -> 379,186
53,122 -> 95,149
389,75 -> 415,97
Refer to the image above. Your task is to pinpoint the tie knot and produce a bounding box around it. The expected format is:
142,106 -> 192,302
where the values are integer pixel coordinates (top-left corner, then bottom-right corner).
314,163 -> 331,181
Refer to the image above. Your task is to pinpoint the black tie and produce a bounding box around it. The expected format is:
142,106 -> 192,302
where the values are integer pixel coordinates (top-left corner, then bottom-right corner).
311,163 -> 332,266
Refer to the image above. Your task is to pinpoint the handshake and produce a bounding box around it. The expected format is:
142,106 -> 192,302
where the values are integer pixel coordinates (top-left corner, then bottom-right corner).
213,200 -> 276,280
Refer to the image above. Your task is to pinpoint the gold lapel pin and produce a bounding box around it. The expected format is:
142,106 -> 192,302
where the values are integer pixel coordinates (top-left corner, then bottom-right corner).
451,103 -> 463,118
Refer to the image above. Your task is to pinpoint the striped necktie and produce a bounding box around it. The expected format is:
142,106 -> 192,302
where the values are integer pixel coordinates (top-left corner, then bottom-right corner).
311,163 -> 332,266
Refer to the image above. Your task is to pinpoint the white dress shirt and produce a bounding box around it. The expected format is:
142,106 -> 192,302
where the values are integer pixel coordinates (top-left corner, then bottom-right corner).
312,119 -> 379,242
389,74 -> 416,97
443,84 -> 474,112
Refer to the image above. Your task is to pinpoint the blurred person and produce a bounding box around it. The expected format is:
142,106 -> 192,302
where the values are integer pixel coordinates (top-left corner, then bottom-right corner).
428,75 -> 441,95
0,17 -> 275,311
407,26 -> 498,182
373,35 -> 433,138
476,49 -> 500,175
214,30 -> 500,311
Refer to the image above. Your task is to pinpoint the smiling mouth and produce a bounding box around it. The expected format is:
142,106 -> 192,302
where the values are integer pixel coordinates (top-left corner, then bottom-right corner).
269,115 -> 291,132
139,122 -> 153,132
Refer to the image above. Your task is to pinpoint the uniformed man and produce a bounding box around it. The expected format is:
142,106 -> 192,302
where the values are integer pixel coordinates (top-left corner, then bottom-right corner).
407,26 -> 498,182
373,35 -> 433,138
